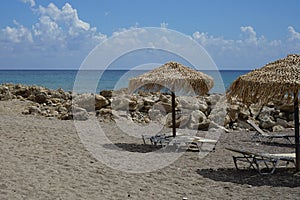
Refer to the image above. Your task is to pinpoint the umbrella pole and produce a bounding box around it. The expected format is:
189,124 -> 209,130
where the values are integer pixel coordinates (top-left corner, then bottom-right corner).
172,91 -> 176,137
294,90 -> 300,171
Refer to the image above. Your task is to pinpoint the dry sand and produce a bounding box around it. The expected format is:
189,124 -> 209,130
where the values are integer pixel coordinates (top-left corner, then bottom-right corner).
0,99 -> 300,200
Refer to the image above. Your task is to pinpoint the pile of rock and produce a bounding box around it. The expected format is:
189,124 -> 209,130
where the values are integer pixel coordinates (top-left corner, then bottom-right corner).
0,83 -> 226,130
1,83 -> 296,132
225,101 -> 295,131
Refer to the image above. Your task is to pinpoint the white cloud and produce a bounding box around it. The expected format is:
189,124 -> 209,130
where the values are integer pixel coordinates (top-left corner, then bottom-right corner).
0,2 -> 107,68
1,2 -> 300,70
192,26 -> 299,69
21,0 -> 35,7
2,2 -> 106,51
288,26 -> 300,41
1,20 -> 33,43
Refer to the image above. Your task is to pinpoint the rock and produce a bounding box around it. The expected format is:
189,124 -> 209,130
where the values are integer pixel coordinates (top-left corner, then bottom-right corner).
73,111 -> 89,121
159,94 -> 171,104
188,110 -> 210,130
59,113 -> 73,120
276,118 -> 294,128
95,94 -> 110,110
209,96 -> 228,126
258,106 -> 276,129
239,106 -> 250,120
148,108 -> 163,122
57,106 -> 68,113
100,90 -> 113,98
236,119 -> 251,129
178,96 -> 199,110
272,125 -> 286,132
153,101 -> 173,113
227,104 -> 239,121
0,86 -> 12,100
249,104 -> 261,118
73,94 -> 96,111
69,106 -> 89,120
98,108 -> 112,115
260,120 -> 276,129
35,93 -> 48,104
28,106 -> 41,114
143,97 -> 156,106
165,113 -> 190,128
111,96 -> 133,111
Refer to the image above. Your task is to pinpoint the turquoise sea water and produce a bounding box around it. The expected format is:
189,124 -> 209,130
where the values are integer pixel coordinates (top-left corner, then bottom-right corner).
0,70 -> 249,94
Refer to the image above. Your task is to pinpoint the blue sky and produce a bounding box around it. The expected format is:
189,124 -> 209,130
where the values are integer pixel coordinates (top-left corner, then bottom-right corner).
0,0 -> 300,69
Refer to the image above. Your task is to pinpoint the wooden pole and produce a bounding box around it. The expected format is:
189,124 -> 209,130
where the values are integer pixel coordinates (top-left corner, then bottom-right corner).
172,91 -> 176,137
294,90 -> 300,171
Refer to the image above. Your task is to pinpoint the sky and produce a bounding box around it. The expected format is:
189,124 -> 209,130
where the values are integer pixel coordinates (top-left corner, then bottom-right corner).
0,0 -> 300,70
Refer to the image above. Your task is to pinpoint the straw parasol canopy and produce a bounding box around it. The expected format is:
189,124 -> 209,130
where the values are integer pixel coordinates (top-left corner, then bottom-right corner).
227,54 -> 300,171
227,54 -> 300,105
129,61 -> 214,137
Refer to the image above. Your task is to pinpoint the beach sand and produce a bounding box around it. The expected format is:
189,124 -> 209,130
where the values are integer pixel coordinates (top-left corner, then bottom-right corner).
0,99 -> 300,200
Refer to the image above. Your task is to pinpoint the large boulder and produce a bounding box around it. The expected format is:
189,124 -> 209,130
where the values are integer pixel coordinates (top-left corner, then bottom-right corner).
100,90 -> 113,98
165,113 -> 190,128
209,96 -> 228,126
73,94 -> 109,111
73,94 -> 96,111
258,106 -> 276,129
95,94 -> 110,110
153,101 -> 173,113
249,104 -> 261,118
111,95 -> 137,111
227,104 -> 239,121
188,110 -> 210,130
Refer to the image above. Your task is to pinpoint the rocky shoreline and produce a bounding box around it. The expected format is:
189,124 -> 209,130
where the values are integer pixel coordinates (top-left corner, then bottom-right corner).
0,83 -> 296,133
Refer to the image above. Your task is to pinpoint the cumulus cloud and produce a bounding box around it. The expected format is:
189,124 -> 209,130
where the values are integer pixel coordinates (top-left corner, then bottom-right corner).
6,2 -> 106,49
288,26 -> 300,41
21,0 -> 35,7
0,2 -> 107,68
1,2 -> 300,69
192,25 -> 299,69
1,20 -> 33,43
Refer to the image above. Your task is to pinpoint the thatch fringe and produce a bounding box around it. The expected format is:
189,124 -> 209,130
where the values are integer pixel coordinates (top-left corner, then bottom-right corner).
129,62 -> 214,95
227,54 -> 300,105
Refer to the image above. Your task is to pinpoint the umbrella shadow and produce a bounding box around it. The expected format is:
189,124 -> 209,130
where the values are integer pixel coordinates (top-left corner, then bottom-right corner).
196,168 -> 300,187
102,143 -> 162,153
102,142 -> 198,153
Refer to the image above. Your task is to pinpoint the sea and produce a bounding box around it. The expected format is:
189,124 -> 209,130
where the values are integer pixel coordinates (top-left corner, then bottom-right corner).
0,70 -> 250,94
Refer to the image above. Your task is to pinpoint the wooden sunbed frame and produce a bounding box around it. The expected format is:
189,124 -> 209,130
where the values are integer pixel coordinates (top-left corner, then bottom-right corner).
226,147 -> 296,175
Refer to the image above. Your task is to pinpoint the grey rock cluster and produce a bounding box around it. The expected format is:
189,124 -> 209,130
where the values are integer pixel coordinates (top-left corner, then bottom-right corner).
225,101 -> 295,131
0,83 -> 296,132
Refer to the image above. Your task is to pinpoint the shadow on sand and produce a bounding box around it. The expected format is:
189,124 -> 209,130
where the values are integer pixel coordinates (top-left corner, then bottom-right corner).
102,143 -> 200,153
196,168 -> 300,187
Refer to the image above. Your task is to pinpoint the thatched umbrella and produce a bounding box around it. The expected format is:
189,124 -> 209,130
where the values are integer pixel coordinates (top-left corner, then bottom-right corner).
227,54 -> 300,171
129,61 -> 214,137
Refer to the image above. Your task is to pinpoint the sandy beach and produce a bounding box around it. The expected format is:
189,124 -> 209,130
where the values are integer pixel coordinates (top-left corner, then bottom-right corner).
0,99 -> 300,200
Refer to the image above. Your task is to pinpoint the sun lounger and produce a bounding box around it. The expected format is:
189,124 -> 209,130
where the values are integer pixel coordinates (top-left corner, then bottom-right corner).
168,136 -> 217,152
247,120 -> 294,143
142,134 -> 217,152
142,134 -> 171,147
226,147 -> 296,175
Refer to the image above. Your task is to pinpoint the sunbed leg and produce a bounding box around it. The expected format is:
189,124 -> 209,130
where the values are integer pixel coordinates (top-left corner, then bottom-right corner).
233,156 -> 239,170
